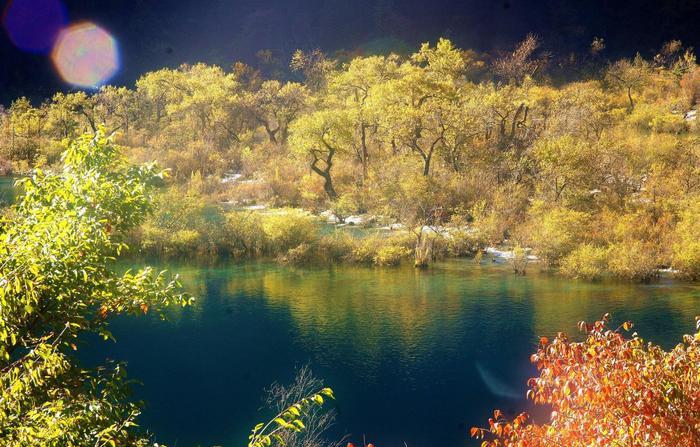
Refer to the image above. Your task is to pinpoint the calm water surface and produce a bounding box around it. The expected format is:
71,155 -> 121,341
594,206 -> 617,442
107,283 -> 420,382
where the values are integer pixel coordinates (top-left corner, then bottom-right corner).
0,177 -> 17,205
80,260 -> 700,447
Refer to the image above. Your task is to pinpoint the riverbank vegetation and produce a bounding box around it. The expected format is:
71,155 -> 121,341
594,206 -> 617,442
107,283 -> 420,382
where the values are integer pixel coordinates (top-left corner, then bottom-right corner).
0,132 -> 335,446
0,128 -> 696,446
3,36 -> 700,280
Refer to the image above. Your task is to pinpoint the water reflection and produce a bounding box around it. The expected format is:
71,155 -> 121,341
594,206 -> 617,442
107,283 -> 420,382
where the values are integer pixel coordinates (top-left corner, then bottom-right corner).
90,259 -> 699,447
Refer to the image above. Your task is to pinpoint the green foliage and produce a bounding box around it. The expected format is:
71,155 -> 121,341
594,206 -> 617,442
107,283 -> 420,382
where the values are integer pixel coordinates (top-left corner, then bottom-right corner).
3,38 -> 700,281
672,200 -> 700,279
262,209 -> 319,254
277,243 -> 315,266
316,231 -> 356,263
511,244 -> 529,275
373,244 -> 413,266
0,130 -> 189,446
249,387 -> 334,447
628,103 -> 688,133
606,240 -> 659,282
136,181 -> 225,258
525,205 -> 590,266
559,243 -> 609,280
224,210 -> 267,258
345,233 -> 414,266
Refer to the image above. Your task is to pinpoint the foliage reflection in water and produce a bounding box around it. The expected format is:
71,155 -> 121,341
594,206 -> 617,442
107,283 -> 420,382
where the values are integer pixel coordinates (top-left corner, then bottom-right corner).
81,259 -> 700,447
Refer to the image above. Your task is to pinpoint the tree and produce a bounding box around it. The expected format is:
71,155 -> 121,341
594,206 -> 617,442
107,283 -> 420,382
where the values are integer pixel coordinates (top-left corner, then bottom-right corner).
3,98 -> 45,164
240,80 -> 310,144
605,55 -> 652,109
373,161 -> 450,267
290,49 -> 337,92
0,130 -> 189,445
328,54 -> 400,180
532,135 -> 600,205
95,85 -> 142,137
374,39 -> 466,176
524,203 -> 590,266
672,199 -> 700,279
289,109 -> 355,200
472,314 -> 700,447
492,34 -> 547,86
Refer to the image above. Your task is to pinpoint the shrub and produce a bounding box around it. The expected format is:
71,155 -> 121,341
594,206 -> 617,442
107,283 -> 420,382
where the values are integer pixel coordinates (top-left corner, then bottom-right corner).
223,211 -> 266,258
331,193 -> 362,222
317,231 -> 355,262
135,182 -> 226,258
169,229 -> 203,256
511,244 -> 529,275
559,243 -> 608,280
277,243 -> 315,265
526,205 -> 589,266
673,240 -> 700,280
261,209 -> 319,254
348,235 -> 383,264
672,201 -> 700,279
629,103 -> 687,133
649,113 -> 687,133
607,240 -> 659,281
373,244 -> 412,266
344,232 -> 414,266
447,228 -> 482,256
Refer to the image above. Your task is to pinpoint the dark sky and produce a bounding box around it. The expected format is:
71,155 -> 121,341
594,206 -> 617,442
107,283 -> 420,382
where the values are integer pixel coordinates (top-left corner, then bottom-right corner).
2,0 -> 700,104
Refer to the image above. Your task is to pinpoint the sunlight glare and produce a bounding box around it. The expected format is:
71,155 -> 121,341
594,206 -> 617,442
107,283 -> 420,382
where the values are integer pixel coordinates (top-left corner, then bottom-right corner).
51,22 -> 119,88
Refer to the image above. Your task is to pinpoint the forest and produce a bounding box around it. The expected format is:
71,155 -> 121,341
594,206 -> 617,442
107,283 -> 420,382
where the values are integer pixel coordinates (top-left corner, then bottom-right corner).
4,36 -> 700,280
1,32 -> 699,447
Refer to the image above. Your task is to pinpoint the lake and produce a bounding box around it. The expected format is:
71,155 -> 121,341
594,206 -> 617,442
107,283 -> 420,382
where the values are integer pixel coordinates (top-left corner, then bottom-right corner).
0,177 -> 17,205
80,259 -> 700,447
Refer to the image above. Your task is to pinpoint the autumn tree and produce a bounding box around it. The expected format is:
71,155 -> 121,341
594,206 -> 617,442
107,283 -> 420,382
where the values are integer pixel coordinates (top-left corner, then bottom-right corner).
290,109 -> 354,200
472,314 -> 700,447
532,135 -> 600,205
605,55 -> 652,109
240,80 -> 310,144
2,98 -> 45,164
374,38 -> 466,176
328,54 -> 400,180
290,49 -> 337,92
492,34 -> 547,86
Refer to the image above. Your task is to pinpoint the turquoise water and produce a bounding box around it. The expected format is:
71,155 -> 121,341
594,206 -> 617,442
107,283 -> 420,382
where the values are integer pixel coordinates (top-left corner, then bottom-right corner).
80,260 -> 700,447
0,177 -> 17,205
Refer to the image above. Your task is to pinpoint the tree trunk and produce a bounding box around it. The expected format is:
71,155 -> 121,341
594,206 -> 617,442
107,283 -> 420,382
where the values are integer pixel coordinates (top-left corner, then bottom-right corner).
414,231 -> 433,268
311,147 -> 338,200
360,124 -> 369,181
423,155 -> 432,176
627,87 -> 634,109
322,173 -> 338,200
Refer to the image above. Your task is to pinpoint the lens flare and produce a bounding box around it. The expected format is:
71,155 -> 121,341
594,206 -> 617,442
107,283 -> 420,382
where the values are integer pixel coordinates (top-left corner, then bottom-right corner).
51,22 -> 119,88
2,0 -> 66,52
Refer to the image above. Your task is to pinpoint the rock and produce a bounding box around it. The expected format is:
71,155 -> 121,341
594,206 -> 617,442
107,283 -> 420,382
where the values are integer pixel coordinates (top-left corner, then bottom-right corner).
320,210 -> 341,223
221,172 -> 243,184
345,214 -> 374,226
486,246 -> 538,261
